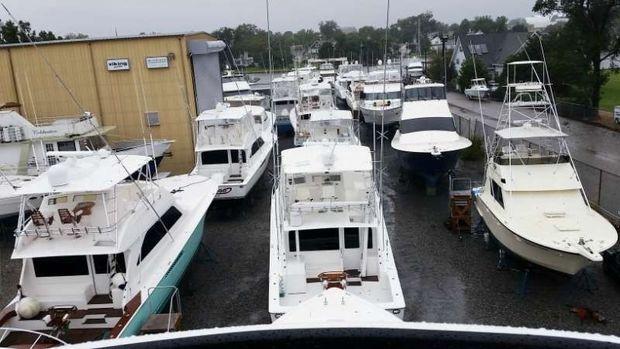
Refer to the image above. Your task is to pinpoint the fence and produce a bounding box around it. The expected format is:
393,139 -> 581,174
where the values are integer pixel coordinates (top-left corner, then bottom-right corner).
452,111 -> 620,226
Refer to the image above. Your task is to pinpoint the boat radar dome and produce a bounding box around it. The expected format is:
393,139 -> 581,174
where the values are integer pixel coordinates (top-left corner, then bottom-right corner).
387,59 -> 392,64
16,297 -> 41,319
377,59 -> 383,66
215,102 -> 228,112
47,162 -> 70,187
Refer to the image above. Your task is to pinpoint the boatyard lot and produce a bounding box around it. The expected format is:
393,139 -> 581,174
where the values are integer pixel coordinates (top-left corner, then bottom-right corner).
1,113 -> 620,336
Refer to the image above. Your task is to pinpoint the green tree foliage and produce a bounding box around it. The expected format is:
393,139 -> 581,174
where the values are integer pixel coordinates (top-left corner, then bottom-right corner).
533,0 -> 620,108
455,16 -> 510,34
427,49 -> 456,87
457,56 -> 490,92
0,20 -> 62,43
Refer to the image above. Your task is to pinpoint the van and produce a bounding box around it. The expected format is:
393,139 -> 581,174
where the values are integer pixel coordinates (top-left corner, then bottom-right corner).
614,106 -> 620,124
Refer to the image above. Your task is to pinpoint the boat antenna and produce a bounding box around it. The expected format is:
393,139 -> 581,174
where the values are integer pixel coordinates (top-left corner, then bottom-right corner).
1,3 -> 174,240
0,168 -> 18,190
265,0 -> 280,189
377,0 -> 390,253
469,40 -> 489,158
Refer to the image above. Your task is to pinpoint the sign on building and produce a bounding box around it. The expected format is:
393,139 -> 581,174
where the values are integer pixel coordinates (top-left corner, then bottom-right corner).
146,56 -> 169,69
107,58 -> 130,71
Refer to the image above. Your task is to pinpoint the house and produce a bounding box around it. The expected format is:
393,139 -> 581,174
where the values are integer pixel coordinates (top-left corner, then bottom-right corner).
429,33 -> 455,53
451,32 -> 529,81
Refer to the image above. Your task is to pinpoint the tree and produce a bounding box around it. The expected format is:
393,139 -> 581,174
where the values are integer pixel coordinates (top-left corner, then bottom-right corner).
319,20 -> 341,40
0,20 -> 61,43
63,33 -> 88,40
533,0 -> 620,108
457,56 -> 490,92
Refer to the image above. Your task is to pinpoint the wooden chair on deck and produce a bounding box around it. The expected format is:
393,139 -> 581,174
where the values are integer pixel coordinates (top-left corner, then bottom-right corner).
58,208 -> 80,225
31,210 -> 53,227
318,271 -> 347,290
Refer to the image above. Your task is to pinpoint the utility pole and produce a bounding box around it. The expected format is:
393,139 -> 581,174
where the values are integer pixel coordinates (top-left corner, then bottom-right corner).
440,34 -> 449,90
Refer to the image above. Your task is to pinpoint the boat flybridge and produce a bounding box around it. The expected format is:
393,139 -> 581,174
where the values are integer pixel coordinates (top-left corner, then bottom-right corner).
334,62 -> 366,109
302,109 -> 360,146
391,77 -> 471,191
475,60 -> 617,275
406,60 -> 424,79
360,68 -> 402,125
0,150 -> 220,345
318,62 -> 336,83
0,110 -> 172,218
221,69 -> 268,110
289,81 -> 336,146
193,103 -> 274,200
269,144 -> 405,321
464,78 -> 491,100
271,75 -> 299,132
287,65 -> 319,84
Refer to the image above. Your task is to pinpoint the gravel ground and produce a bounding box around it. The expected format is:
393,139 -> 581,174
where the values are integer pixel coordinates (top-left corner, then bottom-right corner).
1,125 -> 619,337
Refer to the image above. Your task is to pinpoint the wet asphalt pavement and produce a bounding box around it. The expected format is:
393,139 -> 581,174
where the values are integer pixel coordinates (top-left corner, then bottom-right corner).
1,115 -> 620,337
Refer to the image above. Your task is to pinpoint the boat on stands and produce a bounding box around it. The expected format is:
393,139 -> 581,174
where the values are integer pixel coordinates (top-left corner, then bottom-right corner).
464,78 -> 491,100
391,77 -> 471,192
271,75 -> 299,133
0,150 -> 220,345
269,143 -> 405,321
302,109 -> 359,146
289,81 -> 335,146
359,68 -> 402,125
193,103 -> 274,200
334,62 -> 366,109
475,60 -> 618,275
221,69 -> 269,109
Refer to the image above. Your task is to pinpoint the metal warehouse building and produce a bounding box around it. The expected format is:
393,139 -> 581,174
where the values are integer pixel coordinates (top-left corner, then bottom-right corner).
0,32 -> 225,174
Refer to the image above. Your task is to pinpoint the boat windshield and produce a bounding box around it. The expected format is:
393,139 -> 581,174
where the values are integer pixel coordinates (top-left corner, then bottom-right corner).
363,91 -> 401,100
404,86 -> 445,101
399,117 -> 455,133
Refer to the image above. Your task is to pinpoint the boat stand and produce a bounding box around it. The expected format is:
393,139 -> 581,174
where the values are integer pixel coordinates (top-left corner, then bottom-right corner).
571,268 -> 598,293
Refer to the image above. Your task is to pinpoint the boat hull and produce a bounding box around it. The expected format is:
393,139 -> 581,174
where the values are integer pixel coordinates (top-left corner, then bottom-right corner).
119,214 -> 206,337
475,197 -> 595,275
215,151 -> 270,200
396,149 -> 461,187
360,106 -> 401,125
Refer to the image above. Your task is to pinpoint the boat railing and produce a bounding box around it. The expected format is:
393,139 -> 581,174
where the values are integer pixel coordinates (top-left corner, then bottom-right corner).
17,218 -> 118,238
0,327 -> 67,347
285,197 -> 376,224
147,286 -> 182,332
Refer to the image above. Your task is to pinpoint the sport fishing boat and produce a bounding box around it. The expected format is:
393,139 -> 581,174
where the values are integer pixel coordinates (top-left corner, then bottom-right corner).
359,68 -> 402,125
475,60 -> 618,275
221,69 -> 269,109
287,65 -> 319,84
302,109 -> 359,146
0,150 -> 220,345
464,78 -> 491,100
289,81 -> 335,146
193,103 -> 274,200
334,62 -> 366,108
318,62 -> 336,83
271,75 -> 299,133
391,78 -> 471,192
269,143 -> 405,321
406,60 -> 424,79
0,110 -> 172,218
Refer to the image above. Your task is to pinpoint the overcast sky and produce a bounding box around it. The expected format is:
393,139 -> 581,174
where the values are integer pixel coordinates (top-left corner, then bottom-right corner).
0,0 -> 537,38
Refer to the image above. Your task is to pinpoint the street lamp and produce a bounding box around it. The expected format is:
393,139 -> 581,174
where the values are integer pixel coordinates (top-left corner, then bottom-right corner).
440,34 -> 449,90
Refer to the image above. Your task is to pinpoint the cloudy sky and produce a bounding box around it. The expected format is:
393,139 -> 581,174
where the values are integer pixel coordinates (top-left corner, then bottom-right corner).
1,0 -> 537,37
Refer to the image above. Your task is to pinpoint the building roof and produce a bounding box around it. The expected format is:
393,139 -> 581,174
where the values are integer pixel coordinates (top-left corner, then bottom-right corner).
455,32 -> 529,68
0,31 -> 215,49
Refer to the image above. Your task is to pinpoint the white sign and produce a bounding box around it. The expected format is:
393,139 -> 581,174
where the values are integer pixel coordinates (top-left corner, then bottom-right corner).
107,58 -> 130,71
146,56 -> 169,69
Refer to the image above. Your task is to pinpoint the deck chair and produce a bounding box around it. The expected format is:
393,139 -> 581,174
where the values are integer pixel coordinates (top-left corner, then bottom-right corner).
58,208 -> 80,224
31,211 -> 52,227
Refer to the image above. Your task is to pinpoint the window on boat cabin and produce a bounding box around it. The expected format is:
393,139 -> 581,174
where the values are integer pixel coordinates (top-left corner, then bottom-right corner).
33,255 -> 89,277
45,143 -> 58,165
367,229 -> 373,249
399,117 -> 456,134
201,150 -> 229,165
57,140 -> 77,152
230,150 -> 246,163
93,253 -> 126,274
139,206 -> 182,264
363,91 -> 401,100
251,137 -> 265,157
491,180 -> 504,208
298,228 -> 340,251
404,87 -> 445,101
344,227 -> 360,249
288,231 -> 297,252
254,114 -> 262,124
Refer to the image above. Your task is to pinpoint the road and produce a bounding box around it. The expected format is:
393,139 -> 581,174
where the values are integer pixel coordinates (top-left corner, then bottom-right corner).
447,92 -> 620,176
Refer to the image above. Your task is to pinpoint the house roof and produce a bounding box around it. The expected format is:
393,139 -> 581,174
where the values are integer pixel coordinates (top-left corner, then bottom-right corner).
455,32 -> 530,68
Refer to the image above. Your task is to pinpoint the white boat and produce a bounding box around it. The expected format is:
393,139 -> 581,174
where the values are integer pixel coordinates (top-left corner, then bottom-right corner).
334,62 -> 366,109
269,143 -> 405,321
193,103 -> 274,200
406,60 -> 424,79
299,109 -> 360,146
287,65 -> 320,84
222,69 -> 269,109
464,78 -> 491,100
318,62 -> 336,83
289,81 -> 335,146
475,60 -> 618,275
359,69 -> 402,125
0,110 -> 172,218
391,78 -> 471,189
0,174 -> 41,219
271,75 -> 299,132
0,150 -> 220,345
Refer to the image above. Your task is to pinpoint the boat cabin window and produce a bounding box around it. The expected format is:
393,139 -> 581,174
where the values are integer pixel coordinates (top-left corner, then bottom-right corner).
399,117 -> 455,133
201,150 -> 229,165
491,180 -> 504,208
298,228 -> 339,251
405,86 -> 446,101
230,150 -> 246,163
33,256 -> 89,277
93,253 -> 126,274
289,231 -> 297,252
344,227 -> 360,248
79,136 -> 106,151
363,91 -> 401,100
251,137 -> 265,156
139,206 -> 182,263
223,90 -> 251,98
57,140 -> 77,152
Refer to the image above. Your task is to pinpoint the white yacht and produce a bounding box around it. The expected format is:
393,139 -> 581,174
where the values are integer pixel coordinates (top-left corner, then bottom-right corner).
269,144 -> 405,321
318,62 -> 336,83
221,69 -> 268,109
464,78 -> 491,100
271,75 -> 299,133
289,81 -> 335,146
391,78 -> 471,190
193,103 -> 274,200
334,62 -> 366,109
0,150 -> 220,345
360,69 -> 402,125
302,109 -> 359,146
0,110 -> 172,218
475,60 -> 618,275
406,60 -> 424,79
287,65 -> 319,84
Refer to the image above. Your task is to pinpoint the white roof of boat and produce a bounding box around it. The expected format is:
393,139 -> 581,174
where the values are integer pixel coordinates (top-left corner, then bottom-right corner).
471,78 -> 487,81
404,82 -> 445,89
15,152 -> 150,195
197,105 -> 263,121
273,75 -> 297,82
281,144 -> 372,174
401,100 -> 452,120
495,124 -> 567,139
300,81 -> 331,91
222,80 -> 251,92
364,83 -> 401,93
310,109 -> 353,121
508,60 -> 544,65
